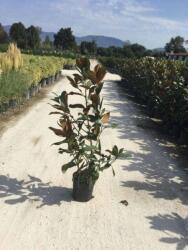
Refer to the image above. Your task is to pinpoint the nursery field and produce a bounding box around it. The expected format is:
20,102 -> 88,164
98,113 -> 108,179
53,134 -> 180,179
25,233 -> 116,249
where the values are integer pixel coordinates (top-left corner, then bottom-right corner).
0,61 -> 188,250
100,57 -> 188,142
0,44 -> 75,113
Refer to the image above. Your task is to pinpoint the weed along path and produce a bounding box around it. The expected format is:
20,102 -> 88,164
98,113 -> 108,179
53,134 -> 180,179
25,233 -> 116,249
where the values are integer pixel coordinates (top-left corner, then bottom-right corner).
0,61 -> 188,250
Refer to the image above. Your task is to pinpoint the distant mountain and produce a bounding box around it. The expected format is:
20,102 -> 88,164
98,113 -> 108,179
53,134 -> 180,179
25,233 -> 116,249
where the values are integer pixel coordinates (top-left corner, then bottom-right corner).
40,31 -> 55,41
3,25 -> 127,48
38,33 -> 128,48
76,35 -> 128,48
152,47 -> 165,52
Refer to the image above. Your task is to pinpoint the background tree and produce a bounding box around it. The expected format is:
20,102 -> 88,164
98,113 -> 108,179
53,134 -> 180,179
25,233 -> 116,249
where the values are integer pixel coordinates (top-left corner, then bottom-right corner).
0,23 -> 8,44
10,22 -> 27,49
26,25 -> 41,49
165,36 -> 186,53
122,45 -> 134,58
97,47 -> 108,57
54,27 -> 76,50
80,41 -> 97,55
130,43 -> 146,58
42,35 -> 53,49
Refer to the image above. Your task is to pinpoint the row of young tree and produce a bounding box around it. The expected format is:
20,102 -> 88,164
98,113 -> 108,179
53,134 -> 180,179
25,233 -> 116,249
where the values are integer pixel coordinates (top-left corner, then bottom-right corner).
0,22 -> 187,57
0,22 -> 156,57
0,23 -> 41,49
0,22 -> 77,51
165,36 -> 187,53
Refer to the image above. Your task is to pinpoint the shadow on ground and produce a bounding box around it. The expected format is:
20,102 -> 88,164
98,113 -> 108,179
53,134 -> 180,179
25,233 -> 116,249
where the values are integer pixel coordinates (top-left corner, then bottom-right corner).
103,79 -> 188,206
103,77 -> 188,249
147,213 -> 188,250
0,175 -> 72,208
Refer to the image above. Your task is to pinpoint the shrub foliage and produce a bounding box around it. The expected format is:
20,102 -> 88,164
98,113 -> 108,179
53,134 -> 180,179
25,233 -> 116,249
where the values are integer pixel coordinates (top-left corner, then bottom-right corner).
100,57 -> 188,137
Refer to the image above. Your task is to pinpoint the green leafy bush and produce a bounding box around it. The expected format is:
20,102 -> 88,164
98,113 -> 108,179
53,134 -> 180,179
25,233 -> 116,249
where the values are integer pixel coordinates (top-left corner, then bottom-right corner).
49,58 -> 127,201
0,52 -> 75,112
22,55 -> 75,84
100,57 -> 188,137
0,70 -> 31,106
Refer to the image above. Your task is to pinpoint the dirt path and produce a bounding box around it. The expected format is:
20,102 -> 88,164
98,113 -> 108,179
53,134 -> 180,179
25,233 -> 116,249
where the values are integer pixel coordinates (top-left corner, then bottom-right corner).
0,62 -> 188,250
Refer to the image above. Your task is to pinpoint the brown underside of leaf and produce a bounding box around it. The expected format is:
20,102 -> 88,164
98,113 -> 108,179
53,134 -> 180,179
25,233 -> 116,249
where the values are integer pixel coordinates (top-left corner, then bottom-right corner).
101,112 -> 110,124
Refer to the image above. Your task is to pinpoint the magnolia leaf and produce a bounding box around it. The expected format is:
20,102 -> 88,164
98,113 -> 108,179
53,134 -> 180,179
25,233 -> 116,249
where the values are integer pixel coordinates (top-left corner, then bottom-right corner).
60,91 -> 68,108
100,99 -> 104,109
58,119 -> 67,128
51,139 -> 68,146
49,127 -> 64,137
51,96 -> 60,104
73,74 -> 82,83
52,92 -> 59,97
59,148 -> 71,154
95,65 -> 106,84
69,104 -> 85,109
112,145 -> 119,157
76,58 -> 90,71
92,124 -> 101,136
94,64 -> 100,74
100,162 -> 111,171
89,86 -> 95,96
62,161 -> 76,173
51,104 -> 69,113
80,84 -> 90,89
88,115 -> 98,122
67,76 -> 78,88
63,120 -> 73,137
90,93 -> 100,105
88,71 -> 97,84
68,92 -> 83,96
119,148 -> 124,155
98,140 -> 101,152
96,83 -> 103,95
83,106 -> 91,115
83,145 -> 98,151
101,112 -> 110,124
49,111 -> 63,115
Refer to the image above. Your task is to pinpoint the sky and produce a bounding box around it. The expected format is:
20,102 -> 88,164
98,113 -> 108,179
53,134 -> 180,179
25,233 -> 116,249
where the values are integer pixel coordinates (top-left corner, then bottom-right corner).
1,0 -> 188,49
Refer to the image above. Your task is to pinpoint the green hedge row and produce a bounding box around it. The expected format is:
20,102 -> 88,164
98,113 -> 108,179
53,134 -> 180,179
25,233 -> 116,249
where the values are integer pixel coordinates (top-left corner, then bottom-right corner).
100,57 -> 188,139
0,54 -> 75,112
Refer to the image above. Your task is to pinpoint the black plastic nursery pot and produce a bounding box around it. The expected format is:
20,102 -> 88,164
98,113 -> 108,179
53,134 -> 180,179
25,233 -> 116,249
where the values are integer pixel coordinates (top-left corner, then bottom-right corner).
0,102 -> 9,113
52,75 -> 55,83
55,72 -> 60,81
41,79 -> 46,87
9,99 -> 17,108
46,77 -> 51,85
72,176 -> 95,202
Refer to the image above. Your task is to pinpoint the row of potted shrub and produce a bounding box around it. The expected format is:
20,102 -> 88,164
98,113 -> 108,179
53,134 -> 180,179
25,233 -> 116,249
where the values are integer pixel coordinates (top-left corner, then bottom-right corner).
0,45 -> 75,113
0,69 -> 62,113
100,57 -> 188,142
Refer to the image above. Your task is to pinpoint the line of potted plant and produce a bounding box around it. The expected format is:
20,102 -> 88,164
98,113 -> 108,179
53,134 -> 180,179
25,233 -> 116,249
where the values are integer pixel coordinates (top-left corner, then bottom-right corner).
49,57 -> 127,202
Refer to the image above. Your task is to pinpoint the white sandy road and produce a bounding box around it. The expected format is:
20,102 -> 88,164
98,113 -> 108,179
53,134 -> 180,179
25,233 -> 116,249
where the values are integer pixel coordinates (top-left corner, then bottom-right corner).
0,61 -> 188,250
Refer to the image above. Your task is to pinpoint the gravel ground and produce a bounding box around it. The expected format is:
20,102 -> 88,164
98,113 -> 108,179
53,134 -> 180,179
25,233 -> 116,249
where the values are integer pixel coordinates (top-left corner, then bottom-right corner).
0,61 -> 188,250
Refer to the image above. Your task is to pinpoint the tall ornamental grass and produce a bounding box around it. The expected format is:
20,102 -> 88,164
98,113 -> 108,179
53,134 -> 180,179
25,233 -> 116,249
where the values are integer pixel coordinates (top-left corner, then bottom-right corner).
0,43 -> 23,72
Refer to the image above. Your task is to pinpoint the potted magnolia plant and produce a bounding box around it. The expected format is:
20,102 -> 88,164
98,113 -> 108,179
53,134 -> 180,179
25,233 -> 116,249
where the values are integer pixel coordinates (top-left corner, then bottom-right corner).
49,58 -> 126,202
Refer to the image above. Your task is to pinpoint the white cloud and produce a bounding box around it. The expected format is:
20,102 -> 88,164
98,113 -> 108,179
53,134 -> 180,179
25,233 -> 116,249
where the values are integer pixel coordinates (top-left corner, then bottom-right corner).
49,0 -> 188,48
